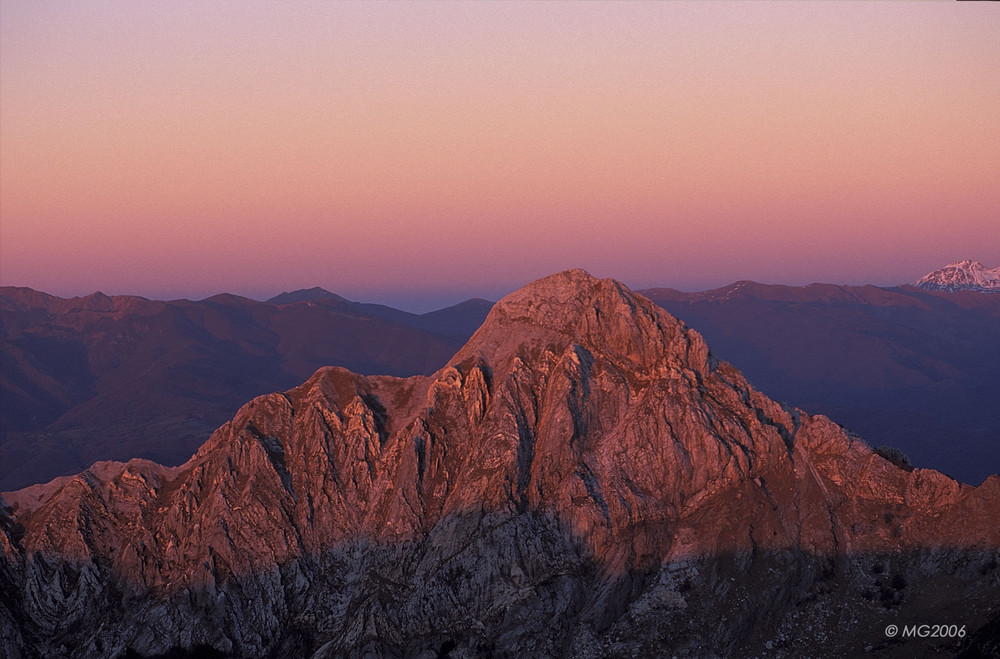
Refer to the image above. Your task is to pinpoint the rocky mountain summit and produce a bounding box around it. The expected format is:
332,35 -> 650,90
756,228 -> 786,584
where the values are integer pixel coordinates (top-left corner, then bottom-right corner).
2,270 -> 998,658
912,260 -> 1000,292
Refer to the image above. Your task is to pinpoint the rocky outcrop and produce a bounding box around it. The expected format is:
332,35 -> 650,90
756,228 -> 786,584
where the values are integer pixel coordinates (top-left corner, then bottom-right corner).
3,270 -> 998,658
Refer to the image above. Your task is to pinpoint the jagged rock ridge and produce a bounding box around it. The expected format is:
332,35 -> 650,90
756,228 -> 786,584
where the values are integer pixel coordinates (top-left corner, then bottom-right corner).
912,259 -> 1000,292
2,270 -> 998,658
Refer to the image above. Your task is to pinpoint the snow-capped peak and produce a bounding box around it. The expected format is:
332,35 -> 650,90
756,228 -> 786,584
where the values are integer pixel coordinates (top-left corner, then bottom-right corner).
912,260 -> 1000,292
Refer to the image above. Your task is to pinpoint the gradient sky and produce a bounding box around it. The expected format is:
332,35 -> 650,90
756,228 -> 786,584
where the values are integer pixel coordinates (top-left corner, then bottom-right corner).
2,1 -> 999,311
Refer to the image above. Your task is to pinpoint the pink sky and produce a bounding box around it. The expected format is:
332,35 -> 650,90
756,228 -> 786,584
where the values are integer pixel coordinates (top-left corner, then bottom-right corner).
2,2 -> 998,310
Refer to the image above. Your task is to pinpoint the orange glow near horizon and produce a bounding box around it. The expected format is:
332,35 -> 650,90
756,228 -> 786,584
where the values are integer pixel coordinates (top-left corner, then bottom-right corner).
2,2 -> 999,310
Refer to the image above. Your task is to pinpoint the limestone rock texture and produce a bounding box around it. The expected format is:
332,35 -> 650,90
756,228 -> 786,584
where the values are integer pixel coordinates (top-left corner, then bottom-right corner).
3,270 -> 998,658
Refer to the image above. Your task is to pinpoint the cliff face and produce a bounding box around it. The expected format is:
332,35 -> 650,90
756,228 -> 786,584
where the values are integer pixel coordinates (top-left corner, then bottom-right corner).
3,270 -> 999,658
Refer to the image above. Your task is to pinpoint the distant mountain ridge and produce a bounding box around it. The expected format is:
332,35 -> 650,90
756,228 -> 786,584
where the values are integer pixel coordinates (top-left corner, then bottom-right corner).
268,287 -> 494,341
266,287 -> 349,304
913,259 -> 1000,292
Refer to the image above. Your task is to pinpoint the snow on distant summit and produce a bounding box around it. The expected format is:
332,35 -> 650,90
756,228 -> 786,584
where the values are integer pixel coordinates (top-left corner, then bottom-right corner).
912,259 -> 1000,292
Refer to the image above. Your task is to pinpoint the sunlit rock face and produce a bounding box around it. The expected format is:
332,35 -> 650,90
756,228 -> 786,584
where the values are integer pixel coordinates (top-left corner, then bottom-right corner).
3,270 -> 999,658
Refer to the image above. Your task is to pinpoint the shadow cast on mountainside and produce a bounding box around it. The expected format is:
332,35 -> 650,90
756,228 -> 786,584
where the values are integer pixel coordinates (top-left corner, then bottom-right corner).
7,508 -> 999,659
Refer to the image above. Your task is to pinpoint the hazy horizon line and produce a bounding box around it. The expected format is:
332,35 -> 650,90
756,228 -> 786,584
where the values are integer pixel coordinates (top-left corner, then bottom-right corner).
1,267 -> 964,314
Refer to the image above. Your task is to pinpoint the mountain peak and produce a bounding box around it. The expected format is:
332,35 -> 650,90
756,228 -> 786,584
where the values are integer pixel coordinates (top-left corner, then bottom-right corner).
267,287 -> 349,304
486,269 -> 655,327
458,269 -> 710,375
913,260 -> 1000,292
489,269 -> 605,322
